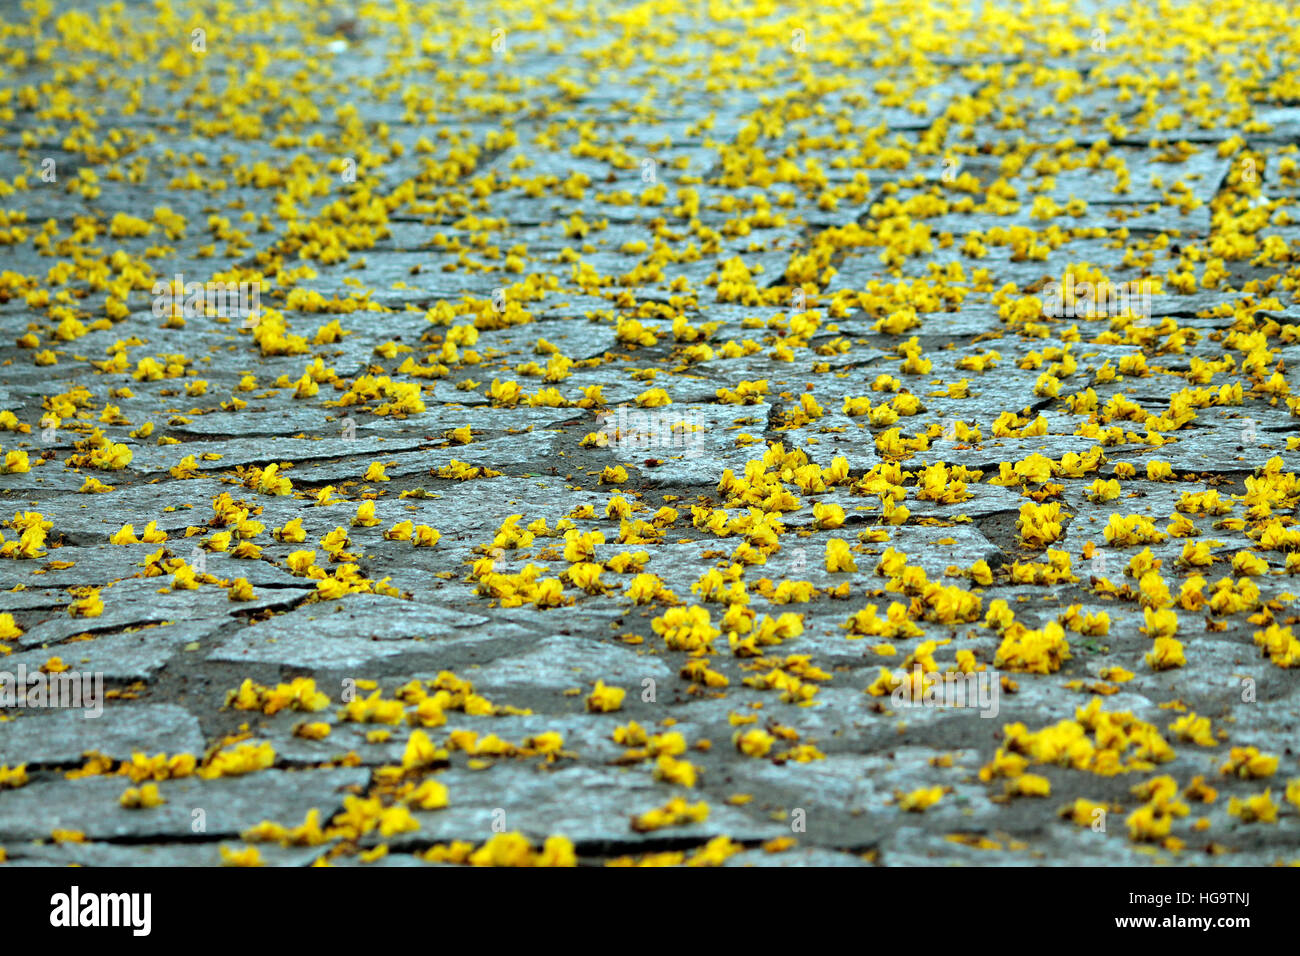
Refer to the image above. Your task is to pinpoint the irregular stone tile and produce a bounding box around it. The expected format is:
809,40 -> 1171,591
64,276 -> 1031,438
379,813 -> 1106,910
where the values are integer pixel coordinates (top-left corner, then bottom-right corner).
208,593 -> 491,670
7,840 -> 327,867
388,764 -> 786,847
15,577 -> 314,650
0,768 -> 369,841
0,704 -> 205,765
468,634 -> 673,690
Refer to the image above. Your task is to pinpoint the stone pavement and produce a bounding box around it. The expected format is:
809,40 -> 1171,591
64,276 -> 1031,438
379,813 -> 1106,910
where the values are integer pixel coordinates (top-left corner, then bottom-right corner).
0,0 -> 1299,866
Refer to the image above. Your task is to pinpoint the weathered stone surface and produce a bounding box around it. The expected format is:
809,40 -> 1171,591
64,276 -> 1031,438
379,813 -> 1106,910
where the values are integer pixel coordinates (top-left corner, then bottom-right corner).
0,769 -> 369,842
0,704 -> 205,765
1,0 -> 1299,869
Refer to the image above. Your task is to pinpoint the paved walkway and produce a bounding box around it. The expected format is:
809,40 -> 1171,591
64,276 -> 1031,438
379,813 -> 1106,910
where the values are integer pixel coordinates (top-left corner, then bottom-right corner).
1,0 -> 1299,865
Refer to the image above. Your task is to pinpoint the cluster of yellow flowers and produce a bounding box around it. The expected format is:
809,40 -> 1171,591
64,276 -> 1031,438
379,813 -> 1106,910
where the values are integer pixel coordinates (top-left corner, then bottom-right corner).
6,0 -> 1300,867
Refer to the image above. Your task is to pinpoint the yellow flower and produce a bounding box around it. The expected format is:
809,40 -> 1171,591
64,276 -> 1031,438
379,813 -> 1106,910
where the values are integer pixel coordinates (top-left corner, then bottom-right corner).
1059,798 -> 1111,827
109,524 -> 139,545
1176,541 -> 1213,567
467,832 -> 532,866
652,605 -> 719,652
896,786 -> 945,811
254,463 -> 292,495
1,449 -> 31,474
1227,790 -> 1278,824
1013,453 -> 1054,484
1017,501 -> 1063,547
1170,713 -> 1217,747
535,835 -> 577,867
625,573 -> 665,604
1232,551 -> 1269,576
0,613 -> 22,641
293,374 -> 319,398
220,845 -> 265,867
294,722 -> 331,741
89,441 -> 133,470
631,797 -> 709,832
383,520 -> 413,541
206,531 -> 232,552
68,589 -> 104,618
586,680 -> 625,713
407,779 -> 450,810
412,525 -> 441,547
0,764 -> 30,789
568,562 -> 606,594
968,560 -> 993,586
1104,513 -> 1167,546
734,728 -> 775,757
171,564 -> 201,590
1145,637 -> 1186,671
1141,607 -> 1178,639
1254,623 -> 1300,667
274,518 -> 306,543
316,576 -> 350,600
653,755 -> 698,787
402,730 -> 445,770
1006,774 -> 1051,797
812,502 -> 845,529
1125,805 -> 1172,843
226,578 -> 256,601
200,742 -> 275,779
825,537 -> 857,572
1220,746 -> 1278,779
120,783 -> 166,809
995,621 -> 1071,674
286,550 -> 319,576
1085,478 -> 1121,502
635,387 -> 671,407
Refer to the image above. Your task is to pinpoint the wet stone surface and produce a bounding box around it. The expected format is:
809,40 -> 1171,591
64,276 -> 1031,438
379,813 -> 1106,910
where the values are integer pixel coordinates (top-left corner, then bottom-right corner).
0,0 -> 1298,867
